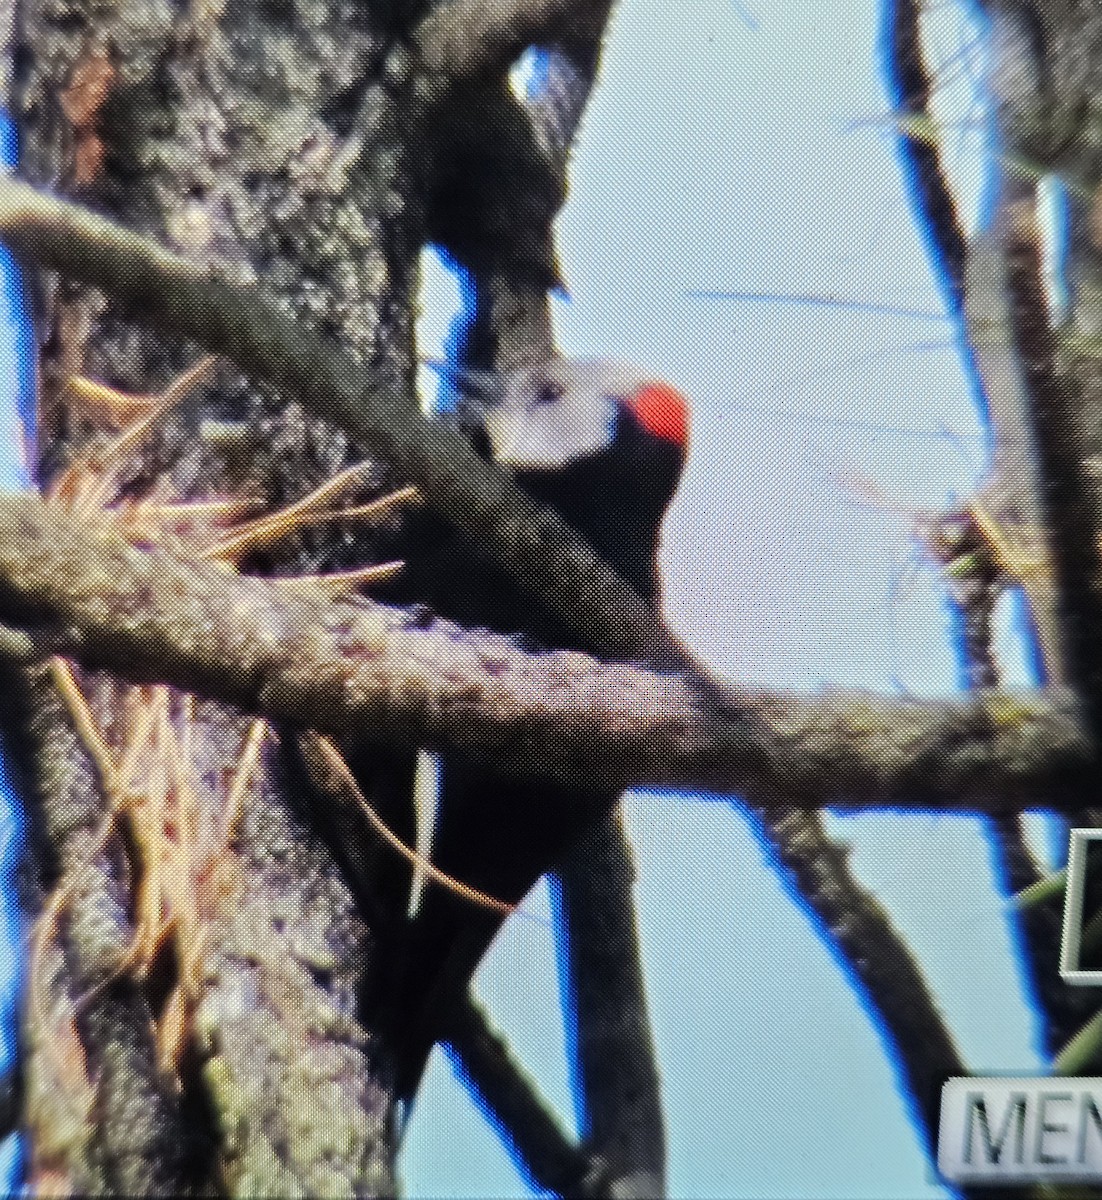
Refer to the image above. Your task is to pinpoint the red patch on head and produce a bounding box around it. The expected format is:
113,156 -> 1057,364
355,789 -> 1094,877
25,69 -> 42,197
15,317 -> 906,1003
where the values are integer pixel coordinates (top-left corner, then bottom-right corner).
625,382 -> 689,449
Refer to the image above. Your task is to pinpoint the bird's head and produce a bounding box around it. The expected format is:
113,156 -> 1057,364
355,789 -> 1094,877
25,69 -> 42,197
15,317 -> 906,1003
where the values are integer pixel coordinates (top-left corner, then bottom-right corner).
427,356 -> 689,472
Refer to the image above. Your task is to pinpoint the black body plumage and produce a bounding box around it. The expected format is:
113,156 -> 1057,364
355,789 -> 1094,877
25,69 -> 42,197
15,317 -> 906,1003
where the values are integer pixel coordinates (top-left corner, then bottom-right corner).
375,365 -> 687,1099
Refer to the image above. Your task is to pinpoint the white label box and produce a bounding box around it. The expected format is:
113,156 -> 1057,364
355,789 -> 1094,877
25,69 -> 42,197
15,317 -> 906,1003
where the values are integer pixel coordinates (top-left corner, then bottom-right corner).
1060,828 -> 1102,984
938,1077 -> 1102,1183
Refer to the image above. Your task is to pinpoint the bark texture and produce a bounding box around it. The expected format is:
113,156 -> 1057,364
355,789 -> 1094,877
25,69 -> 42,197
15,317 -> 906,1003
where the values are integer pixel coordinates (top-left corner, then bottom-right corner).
0,0 -> 1101,1196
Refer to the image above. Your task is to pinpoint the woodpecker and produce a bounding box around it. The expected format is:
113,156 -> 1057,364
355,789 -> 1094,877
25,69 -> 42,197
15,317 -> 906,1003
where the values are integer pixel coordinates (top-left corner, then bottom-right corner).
383,356 -> 690,1098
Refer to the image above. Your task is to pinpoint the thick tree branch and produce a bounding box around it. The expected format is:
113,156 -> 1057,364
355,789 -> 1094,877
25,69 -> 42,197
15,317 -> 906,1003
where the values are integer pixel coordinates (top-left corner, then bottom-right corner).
998,189 -> 1102,732
0,491 -> 1089,811
413,0 -> 608,85
0,177 -> 679,667
960,216 -> 1099,1058
885,1 -> 1086,1056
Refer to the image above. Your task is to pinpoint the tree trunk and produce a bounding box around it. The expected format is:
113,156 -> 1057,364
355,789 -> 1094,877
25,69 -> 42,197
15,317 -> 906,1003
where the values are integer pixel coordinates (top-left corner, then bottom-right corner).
5,0 -> 494,1191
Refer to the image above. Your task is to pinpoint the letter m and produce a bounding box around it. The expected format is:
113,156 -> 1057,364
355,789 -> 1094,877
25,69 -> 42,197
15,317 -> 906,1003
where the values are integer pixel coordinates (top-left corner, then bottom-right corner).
963,1092 -> 1027,1165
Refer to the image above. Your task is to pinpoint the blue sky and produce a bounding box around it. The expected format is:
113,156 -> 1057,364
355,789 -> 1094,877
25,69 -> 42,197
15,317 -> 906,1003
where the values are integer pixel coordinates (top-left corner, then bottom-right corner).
0,0 -> 1070,1196
405,1 -> 1061,1197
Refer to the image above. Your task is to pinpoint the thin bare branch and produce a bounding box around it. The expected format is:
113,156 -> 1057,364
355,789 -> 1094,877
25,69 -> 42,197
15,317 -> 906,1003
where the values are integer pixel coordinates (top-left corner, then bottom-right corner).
744,803 -> 968,1164
553,814 -> 665,1198
445,997 -> 603,1197
882,0 -> 969,313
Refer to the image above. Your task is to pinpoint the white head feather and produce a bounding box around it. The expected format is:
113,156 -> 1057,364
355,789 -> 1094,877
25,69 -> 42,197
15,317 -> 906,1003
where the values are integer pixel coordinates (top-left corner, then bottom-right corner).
485,358 -> 654,470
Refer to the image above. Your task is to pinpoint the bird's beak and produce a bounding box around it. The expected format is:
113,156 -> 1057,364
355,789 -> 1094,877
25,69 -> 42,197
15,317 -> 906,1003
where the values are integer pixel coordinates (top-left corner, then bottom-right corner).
420,359 -> 504,459
420,359 -> 504,425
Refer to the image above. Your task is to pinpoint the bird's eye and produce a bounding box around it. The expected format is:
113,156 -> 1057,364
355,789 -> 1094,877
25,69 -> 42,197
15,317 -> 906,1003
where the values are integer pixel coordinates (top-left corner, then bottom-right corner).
534,380 -> 565,406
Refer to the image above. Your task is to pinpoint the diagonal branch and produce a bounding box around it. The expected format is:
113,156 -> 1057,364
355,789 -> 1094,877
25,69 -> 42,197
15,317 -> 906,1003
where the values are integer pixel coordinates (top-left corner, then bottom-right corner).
445,997 -> 603,1197
745,803 -> 967,1164
0,177 -> 678,666
882,0 -> 970,314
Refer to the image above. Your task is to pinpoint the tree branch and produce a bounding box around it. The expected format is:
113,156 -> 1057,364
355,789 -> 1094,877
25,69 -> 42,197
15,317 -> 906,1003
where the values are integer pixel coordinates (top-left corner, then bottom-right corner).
553,814 -> 665,1198
0,177 -> 678,666
445,997 -> 604,1197
998,186 -> 1102,732
882,0 -> 969,314
413,0 -> 608,85
0,491 -> 1088,811
744,803 -> 971,1163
